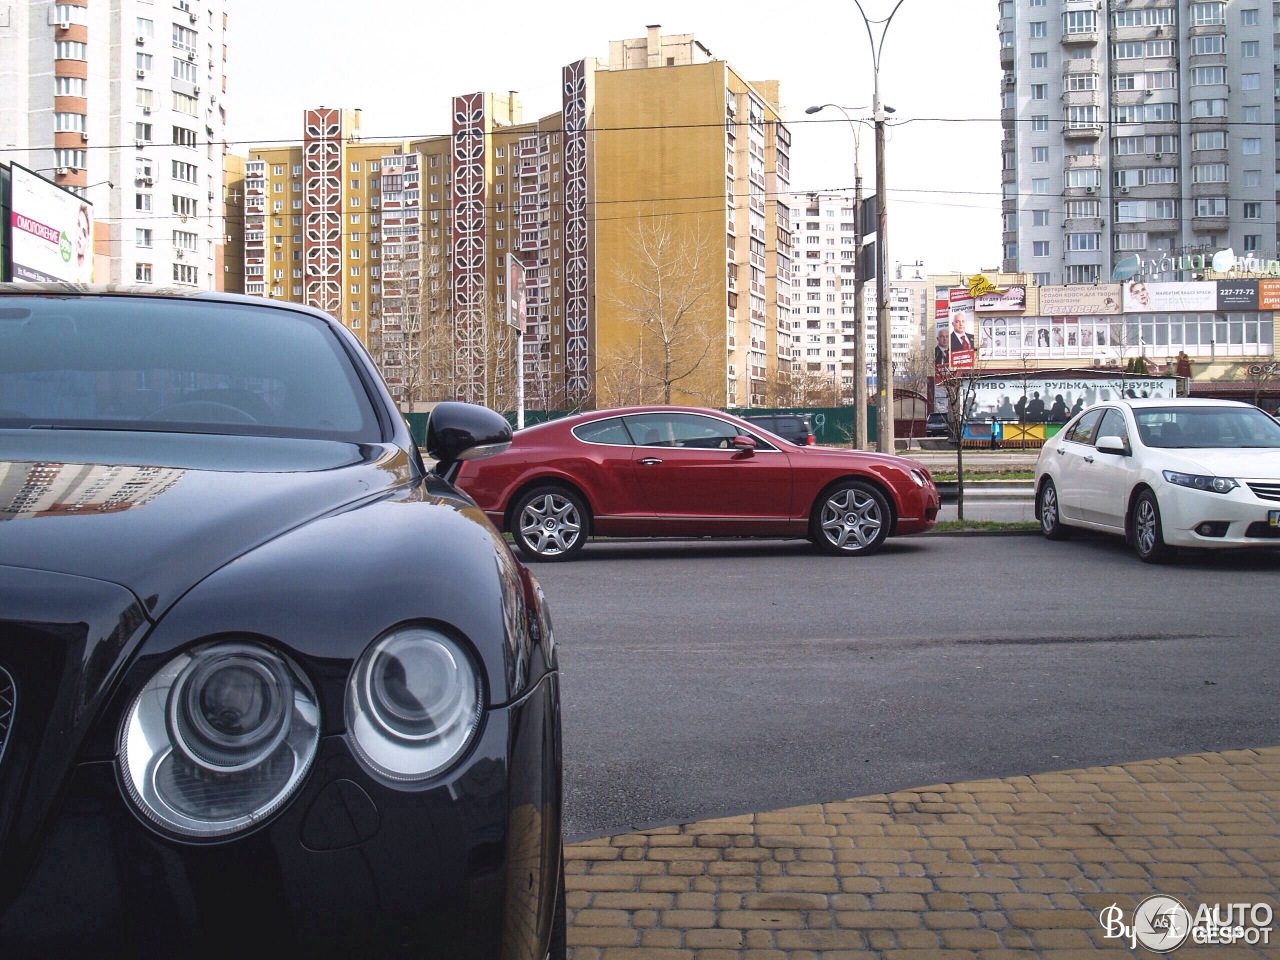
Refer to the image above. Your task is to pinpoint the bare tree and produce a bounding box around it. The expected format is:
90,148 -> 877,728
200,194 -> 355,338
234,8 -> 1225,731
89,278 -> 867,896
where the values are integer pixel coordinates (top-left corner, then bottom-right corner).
1245,360 -> 1280,409
938,368 -> 983,521
598,216 -> 723,407
895,341 -> 934,443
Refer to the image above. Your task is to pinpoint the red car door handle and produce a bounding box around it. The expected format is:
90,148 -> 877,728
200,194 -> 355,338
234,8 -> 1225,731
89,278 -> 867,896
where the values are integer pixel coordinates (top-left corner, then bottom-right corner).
638,457 -> 663,466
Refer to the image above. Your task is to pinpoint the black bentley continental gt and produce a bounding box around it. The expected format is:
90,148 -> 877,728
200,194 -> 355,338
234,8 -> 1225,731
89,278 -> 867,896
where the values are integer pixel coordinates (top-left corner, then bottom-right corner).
0,287 -> 564,959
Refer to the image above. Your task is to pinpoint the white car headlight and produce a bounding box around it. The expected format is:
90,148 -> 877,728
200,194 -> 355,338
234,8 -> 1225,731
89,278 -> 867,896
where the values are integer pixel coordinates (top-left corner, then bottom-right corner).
119,641 -> 321,839
1162,470 -> 1238,494
346,625 -> 483,782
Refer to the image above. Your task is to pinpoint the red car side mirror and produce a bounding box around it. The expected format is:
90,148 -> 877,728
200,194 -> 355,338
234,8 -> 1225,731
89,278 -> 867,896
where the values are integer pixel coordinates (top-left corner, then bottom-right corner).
732,435 -> 757,455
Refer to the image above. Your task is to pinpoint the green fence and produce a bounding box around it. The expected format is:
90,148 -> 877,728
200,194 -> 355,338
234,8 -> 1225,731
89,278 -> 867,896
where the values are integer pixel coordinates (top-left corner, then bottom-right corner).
405,406 -> 878,448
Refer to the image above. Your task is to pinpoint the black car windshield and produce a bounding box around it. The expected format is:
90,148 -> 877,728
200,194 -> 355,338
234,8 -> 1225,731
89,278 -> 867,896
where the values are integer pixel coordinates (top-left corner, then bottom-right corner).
0,296 -> 382,442
1135,406 -> 1280,449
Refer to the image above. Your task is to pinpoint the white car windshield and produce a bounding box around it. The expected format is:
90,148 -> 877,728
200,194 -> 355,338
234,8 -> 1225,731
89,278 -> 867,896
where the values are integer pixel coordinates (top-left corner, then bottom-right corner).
1134,406 -> 1280,449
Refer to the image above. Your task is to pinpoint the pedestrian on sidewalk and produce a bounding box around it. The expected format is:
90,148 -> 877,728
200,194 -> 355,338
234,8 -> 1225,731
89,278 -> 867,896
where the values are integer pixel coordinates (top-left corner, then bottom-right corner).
989,416 -> 1003,450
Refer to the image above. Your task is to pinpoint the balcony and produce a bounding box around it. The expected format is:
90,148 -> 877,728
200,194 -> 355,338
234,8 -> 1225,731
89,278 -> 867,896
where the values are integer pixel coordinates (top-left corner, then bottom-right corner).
1063,123 -> 1103,140
1061,28 -> 1098,46
1062,58 -> 1098,76
1064,153 -> 1101,169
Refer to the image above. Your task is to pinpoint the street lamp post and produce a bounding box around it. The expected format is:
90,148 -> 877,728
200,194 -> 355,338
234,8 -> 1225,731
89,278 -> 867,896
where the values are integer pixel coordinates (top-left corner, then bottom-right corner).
805,103 -> 868,450
853,0 -> 907,453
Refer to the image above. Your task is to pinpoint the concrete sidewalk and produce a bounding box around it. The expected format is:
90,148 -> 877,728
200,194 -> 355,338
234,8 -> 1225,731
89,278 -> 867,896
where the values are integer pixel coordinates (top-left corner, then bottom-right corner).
565,747 -> 1280,958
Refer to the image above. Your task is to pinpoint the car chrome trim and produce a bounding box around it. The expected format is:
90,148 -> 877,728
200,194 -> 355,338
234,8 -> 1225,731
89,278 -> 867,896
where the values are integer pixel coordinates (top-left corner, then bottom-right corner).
0,665 -> 13,770
1247,481 -> 1280,502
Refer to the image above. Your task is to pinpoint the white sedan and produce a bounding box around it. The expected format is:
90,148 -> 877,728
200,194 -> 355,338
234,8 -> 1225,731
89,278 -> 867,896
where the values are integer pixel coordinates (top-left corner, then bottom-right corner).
1034,398 -> 1280,563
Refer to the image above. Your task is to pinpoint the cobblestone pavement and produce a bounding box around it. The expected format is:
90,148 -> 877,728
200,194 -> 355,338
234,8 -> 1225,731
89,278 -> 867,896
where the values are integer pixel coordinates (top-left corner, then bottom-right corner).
565,747 -> 1280,958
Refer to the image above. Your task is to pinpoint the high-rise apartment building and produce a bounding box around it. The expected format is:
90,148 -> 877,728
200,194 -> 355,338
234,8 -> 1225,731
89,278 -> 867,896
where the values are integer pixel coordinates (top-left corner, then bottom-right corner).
788,192 -> 927,396
0,0 -> 231,287
242,27 -> 794,412
999,0 -> 1278,284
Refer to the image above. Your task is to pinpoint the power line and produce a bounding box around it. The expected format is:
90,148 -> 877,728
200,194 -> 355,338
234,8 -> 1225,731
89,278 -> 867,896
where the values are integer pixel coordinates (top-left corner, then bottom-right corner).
4,111 -> 1278,157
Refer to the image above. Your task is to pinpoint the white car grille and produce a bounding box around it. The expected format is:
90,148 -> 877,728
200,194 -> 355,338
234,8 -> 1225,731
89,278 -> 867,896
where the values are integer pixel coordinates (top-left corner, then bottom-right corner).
1247,481 -> 1280,503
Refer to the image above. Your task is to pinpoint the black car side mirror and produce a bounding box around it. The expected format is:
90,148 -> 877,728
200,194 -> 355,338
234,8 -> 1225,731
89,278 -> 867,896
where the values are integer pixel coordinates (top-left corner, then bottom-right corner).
427,402 -> 513,479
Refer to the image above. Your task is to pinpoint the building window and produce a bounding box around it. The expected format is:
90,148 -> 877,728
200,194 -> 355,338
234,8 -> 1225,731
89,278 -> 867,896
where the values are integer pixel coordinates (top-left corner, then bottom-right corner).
1241,7 -> 1260,25
136,193 -> 152,212
55,40 -> 88,60
1033,241 -> 1050,257
55,76 -> 86,97
1241,73 -> 1261,91
1192,66 -> 1227,86
1031,115 -> 1049,132
1030,84 -> 1047,100
1031,178 -> 1050,195
1241,40 -> 1259,58
1032,209 -> 1050,226
1191,2 -> 1225,26
1242,138 -> 1262,155
136,229 -> 153,248
1244,202 -> 1263,220
1191,35 -> 1225,55
136,263 -> 153,282
1194,197 -> 1227,217
1244,235 -> 1261,252
1192,131 -> 1226,150
1029,21 -> 1047,37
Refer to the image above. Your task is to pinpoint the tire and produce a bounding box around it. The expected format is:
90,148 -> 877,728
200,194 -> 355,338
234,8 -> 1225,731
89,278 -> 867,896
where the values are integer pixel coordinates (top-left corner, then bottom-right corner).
547,851 -> 567,960
511,486 -> 589,562
1131,489 -> 1175,564
810,480 -> 890,556
1037,478 -> 1071,541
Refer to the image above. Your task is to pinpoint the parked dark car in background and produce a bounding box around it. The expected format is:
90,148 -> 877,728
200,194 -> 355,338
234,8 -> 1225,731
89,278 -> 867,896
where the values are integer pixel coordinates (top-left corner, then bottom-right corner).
741,413 -> 815,446
925,412 -> 953,441
455,405 -> 939,561
0,287 -> 564,959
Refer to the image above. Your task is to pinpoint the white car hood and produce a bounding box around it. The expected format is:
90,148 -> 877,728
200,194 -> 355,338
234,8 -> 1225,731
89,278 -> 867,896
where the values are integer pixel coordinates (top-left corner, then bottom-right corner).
1159,448 -> 1280,480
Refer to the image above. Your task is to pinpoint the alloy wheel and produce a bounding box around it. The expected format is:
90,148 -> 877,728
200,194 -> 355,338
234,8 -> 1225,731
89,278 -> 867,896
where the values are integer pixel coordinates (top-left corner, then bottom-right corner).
518,492 -> 583,558
819,486 -> 884,553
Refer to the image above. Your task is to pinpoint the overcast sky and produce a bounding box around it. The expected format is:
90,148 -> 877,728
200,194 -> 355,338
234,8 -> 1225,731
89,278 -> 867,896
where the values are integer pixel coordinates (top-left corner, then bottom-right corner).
223,0 -> 1002,274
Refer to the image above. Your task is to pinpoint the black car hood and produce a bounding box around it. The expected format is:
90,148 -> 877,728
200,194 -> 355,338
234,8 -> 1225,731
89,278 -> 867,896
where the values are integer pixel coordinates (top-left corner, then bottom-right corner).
0,430 -> 414,617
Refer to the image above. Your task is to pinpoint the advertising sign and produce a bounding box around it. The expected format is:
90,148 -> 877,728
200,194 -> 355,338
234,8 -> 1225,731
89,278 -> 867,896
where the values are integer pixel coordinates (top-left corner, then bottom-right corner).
1122,280 -> 1216,313
933,294 -> 950,377
947,287 -> 976,370
975,285 -> 1026,313
507,258 -> 527,333
1259,280 -> 1280,311
1215,280 -> 1258,310
9,165 -> 94,283
968,376 -> 1178,424
1037,284 -> 1122,316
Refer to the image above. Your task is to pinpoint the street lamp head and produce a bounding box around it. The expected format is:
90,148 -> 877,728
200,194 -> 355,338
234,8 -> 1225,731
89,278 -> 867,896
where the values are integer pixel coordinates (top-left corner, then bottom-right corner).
804,105 -> 825,115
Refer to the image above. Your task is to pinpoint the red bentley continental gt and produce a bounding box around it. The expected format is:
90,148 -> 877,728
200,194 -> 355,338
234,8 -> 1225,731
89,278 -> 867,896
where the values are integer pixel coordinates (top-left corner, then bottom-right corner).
453,406 -> 940,561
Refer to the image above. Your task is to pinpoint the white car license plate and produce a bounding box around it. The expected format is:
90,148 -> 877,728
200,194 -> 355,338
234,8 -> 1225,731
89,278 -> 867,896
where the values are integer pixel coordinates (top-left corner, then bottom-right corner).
1271,510 -> 1280,528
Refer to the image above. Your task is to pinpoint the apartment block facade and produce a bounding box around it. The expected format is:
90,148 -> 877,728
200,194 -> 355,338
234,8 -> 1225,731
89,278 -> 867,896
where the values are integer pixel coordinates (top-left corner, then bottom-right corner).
999,0 -> 1279,284
242,27 -> 795,411
788,192 -> 929,395
0,0 -> 231,288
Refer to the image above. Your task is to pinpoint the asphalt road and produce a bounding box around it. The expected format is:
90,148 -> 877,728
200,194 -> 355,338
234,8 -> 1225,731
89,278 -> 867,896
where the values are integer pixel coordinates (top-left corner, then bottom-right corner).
536,534 -> 1280,841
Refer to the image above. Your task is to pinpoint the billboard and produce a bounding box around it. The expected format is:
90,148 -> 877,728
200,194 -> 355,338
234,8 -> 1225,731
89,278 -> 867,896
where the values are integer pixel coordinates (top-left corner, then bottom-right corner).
1037,284 -> 1122,316
507,258 -> 527,333
968,376 -> 1178,424
1121,280 -> 1216,313
947,287 -> 976,369
974,285 -> 1026,313
1215,280 -> 1258,310
9,165 -> 94,283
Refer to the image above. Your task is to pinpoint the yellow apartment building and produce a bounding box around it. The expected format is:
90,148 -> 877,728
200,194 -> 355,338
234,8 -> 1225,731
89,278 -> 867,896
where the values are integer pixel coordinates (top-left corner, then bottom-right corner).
241,27 -> 794,412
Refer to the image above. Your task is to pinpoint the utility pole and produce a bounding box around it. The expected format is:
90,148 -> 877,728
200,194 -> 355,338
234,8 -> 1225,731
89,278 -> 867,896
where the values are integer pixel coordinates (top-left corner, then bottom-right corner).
852,172 -> 868,450
851,0 -> 907,453
873,94 -> 893,453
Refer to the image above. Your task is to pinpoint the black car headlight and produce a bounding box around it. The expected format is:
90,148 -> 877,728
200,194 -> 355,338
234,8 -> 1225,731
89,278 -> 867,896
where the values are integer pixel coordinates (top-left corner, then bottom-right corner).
346,625 -> 483,783
119,641 -> 320,839
1162,470 -> 1238,494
